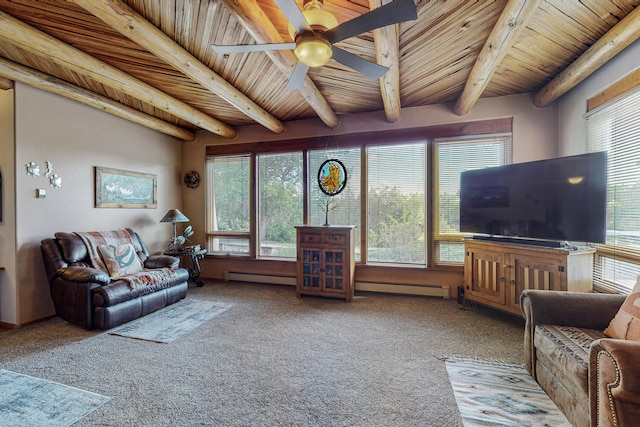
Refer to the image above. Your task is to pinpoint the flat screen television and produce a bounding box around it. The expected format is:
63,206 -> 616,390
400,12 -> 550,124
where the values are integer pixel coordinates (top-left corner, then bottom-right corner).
459,152 -> 607,245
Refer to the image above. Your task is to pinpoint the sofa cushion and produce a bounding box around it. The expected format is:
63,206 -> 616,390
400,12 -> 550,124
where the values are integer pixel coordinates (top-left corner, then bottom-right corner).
604,278 -> 640,340
92,268 -> 189,306
98,243 -> 144,277
535,324 -> 606,395
54,232 -> 88,263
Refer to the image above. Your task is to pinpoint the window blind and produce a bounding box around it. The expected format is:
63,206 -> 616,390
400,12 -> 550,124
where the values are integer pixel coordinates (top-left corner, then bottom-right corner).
367,143 -> 426,264
434,135 -> 512,237
586,86 -> 640,293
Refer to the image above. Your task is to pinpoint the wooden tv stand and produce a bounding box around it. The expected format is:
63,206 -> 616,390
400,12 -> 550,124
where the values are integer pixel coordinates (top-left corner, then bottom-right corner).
463,238 -> 595,316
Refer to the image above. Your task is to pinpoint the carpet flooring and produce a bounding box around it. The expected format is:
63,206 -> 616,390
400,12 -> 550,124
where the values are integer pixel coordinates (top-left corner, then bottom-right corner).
0,281 -> 526,426
109,299 -> 233,343
445,357 -> 570,426
0,369 -> 110,427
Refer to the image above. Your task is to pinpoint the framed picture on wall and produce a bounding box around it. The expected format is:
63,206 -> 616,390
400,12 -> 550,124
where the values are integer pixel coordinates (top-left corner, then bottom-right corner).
95,166 -> 157,208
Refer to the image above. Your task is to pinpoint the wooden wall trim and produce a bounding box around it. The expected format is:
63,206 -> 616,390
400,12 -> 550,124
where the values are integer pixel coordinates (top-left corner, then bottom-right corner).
206,118 -> 513,156
587,67 -> 640,112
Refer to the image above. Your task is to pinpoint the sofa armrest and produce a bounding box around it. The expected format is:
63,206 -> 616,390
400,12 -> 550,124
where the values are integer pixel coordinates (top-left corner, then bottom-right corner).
144,255 -> 180,269
57,267 -> 110,285
521,290 -> 625,375
590,338 -> 640,427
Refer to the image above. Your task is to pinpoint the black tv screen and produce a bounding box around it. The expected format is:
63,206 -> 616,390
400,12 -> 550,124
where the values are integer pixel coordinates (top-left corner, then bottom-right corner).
459,152 -> 607,244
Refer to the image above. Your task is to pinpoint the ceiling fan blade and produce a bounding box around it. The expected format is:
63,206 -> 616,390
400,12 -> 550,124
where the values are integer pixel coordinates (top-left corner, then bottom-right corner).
212,42 -> 296,54
331,46 -> 389,80
325,0 -> 418,44
274,0 -> 312,35
284,61 -> 310,90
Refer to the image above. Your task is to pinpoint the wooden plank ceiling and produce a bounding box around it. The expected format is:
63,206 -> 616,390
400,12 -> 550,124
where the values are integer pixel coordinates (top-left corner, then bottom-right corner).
0,0 -> 639,141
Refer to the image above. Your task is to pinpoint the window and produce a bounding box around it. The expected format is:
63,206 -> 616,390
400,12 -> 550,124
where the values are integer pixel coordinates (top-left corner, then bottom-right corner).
587,85 -> 640,293
309,148 -> 361,261
204,119 -> 512,269
206,155 -> 250,255
367,143 -> 426,264
257,152 -> 304,258
433,135 -> 511,264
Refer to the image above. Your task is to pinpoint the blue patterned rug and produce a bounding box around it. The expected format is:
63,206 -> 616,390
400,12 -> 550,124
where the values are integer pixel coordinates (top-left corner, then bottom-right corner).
109,299 -> 232,343
445,357 -> 571,426
0,369 -> 110,427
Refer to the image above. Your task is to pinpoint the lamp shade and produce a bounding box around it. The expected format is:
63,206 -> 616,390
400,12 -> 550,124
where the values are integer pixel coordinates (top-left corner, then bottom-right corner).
160,209 -> 190,223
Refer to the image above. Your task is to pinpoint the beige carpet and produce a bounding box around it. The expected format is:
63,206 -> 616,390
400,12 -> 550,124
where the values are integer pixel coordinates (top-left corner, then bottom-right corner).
0,281 -> 525,426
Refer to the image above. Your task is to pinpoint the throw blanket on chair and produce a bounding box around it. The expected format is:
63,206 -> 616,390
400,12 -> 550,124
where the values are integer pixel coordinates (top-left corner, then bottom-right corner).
75,229 -> 135,273
119,268 -> 178,291
75,230 -> 179,291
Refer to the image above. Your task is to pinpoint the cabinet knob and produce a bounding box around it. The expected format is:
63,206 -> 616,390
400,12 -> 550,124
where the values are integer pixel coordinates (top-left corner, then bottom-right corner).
499,277 -> 505,282
510,279 -> 516,285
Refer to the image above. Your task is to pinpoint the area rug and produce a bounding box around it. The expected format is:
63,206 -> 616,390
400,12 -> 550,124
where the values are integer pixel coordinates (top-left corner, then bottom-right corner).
109,299 -> 232,343
0,369 -> 110,427
444,357 -> 571,426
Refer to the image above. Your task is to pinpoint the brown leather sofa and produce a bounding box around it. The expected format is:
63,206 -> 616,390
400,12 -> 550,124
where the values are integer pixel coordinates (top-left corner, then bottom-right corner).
41,228 -> 189,330
521,290 -> 640,426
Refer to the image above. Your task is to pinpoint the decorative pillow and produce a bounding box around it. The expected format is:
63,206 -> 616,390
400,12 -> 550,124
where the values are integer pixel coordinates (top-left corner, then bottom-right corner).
603,277 -> 640,340
97,243 -> 144,277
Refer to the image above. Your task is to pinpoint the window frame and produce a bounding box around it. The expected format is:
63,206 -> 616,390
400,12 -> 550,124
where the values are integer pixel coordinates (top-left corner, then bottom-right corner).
205,118 -> 513,269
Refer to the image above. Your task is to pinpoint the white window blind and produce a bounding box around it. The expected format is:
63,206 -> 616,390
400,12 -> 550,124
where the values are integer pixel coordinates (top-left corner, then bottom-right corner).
309,148 -> 361,261
206,155 -> 251,255
367,143 -> 426,264
257,152 -> 303,258
433,135 -> 511,264
586,86 -> 640,293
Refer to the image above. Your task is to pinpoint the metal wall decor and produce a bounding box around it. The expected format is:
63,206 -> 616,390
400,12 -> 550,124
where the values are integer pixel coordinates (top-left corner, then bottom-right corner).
184,170 -> 200,189
25,161 -> 63,188
318,159 -> 347,196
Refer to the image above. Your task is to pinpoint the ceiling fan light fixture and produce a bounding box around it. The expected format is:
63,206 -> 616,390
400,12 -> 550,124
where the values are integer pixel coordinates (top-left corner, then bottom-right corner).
294,35 -> 332,67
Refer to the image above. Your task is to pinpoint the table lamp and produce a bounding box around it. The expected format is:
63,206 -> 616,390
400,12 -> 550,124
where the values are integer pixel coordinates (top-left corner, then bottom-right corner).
160,208 -> 190,251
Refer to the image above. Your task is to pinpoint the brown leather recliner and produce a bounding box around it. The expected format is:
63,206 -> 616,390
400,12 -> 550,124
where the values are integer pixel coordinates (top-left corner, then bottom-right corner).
41,228 -> 189,330
521,290 -> 640,426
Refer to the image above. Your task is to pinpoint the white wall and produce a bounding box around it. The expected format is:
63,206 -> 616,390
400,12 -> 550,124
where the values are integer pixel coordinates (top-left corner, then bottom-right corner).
4,83 -> 184,325
183,92 -> 559,246
558,39 -> 640,155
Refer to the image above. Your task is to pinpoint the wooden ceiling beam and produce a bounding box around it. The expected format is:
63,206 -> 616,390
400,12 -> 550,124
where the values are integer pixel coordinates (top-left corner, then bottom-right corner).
221,0 -> 339,129
370,0 -> 401,123
72,0 -> 288,134
0,10 -> 235,138
0,76 -> 13,90
533,5 -> 640,108
453,0 -> 541,116
0,58 -> 195,141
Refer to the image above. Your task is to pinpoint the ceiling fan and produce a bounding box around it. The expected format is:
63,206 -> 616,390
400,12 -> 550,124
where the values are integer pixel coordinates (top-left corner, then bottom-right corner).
212,0 -> 418,90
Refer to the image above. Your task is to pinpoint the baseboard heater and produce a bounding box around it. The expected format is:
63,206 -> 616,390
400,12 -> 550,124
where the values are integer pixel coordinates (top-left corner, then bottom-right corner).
355,281 -> 450,299
223,272 -> 296,286
223,272 -> 450,299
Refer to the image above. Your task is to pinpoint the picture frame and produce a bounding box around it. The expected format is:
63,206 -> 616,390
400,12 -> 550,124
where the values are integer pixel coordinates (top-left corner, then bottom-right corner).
95,166 -> 157,208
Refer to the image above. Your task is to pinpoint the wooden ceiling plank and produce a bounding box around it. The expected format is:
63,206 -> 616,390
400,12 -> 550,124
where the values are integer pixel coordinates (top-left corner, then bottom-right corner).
220,0 -> 340,128
0,57 -> 194,140
453,0 -> 542,116
369,0 -> 401,123
533,4 -> 640,107
0,9 -> 235,137
72,0 -> 286,134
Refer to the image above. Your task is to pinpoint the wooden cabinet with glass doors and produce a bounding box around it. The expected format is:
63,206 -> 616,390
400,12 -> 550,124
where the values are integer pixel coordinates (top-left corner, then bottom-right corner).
463,239 -> 595,316
296,226 -> 356,302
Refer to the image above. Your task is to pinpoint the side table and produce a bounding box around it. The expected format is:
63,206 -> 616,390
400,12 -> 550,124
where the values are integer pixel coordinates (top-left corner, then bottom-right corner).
164,247 -> 207,287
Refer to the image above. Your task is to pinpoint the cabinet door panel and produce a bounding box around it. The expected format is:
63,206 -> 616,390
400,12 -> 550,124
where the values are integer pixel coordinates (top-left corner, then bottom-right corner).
301,249 -> 322,289
468,249 -> 505,305
509,254 -> 563,309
